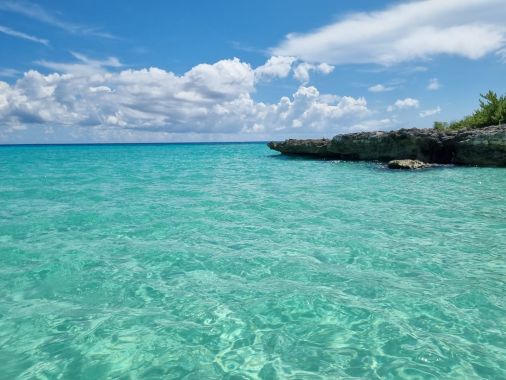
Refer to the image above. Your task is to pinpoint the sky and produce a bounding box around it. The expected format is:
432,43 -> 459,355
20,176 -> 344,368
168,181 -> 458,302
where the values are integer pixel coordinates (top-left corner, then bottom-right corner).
0,0 -> 505,143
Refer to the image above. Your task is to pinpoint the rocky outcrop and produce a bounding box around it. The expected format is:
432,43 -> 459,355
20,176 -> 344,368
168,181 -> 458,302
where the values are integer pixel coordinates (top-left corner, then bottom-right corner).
387,159 -> 431,170
268,125 -> 506,166
451,126 -> 506,166
267,139 -> 331,157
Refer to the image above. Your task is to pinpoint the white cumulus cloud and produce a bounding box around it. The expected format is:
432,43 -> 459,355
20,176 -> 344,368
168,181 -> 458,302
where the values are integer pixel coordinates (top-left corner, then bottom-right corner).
293,62 -> 335,82
254,56 -> 296,81
273,0 -> 506,65
350,118 -> 395,132
0,56 -> 370,142
388,98 -> 420,111
368,84 -> 394,93
419,106 -> 442,117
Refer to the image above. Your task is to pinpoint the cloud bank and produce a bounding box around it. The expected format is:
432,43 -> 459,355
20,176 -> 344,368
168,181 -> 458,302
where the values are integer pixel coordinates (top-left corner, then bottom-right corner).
0,56 -> 370,142
273,0 -> 506,65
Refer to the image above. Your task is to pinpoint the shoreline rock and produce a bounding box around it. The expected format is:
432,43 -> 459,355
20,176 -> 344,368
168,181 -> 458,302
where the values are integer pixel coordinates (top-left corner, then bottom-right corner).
387,159 -> 431,170
268,125 -> 506,167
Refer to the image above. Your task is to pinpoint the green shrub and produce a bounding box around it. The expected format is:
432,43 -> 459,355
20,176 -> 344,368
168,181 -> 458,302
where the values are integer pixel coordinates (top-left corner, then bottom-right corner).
434,91 -> 506,131
433,121 -> 449,131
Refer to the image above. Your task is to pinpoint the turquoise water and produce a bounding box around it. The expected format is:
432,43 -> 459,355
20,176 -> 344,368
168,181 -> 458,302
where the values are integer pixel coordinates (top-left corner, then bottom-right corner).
0,143 -> 505,380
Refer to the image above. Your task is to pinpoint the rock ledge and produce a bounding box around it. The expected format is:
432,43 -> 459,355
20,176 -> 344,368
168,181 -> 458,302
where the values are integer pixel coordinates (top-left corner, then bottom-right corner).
268,125 -> 506,166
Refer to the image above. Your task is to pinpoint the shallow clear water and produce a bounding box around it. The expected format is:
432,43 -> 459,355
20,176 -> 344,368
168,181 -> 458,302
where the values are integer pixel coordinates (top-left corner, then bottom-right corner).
0,143 -> 505,379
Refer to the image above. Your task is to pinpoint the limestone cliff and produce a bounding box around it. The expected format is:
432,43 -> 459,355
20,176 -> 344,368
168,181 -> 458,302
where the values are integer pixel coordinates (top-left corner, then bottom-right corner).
268,125 -> 506,166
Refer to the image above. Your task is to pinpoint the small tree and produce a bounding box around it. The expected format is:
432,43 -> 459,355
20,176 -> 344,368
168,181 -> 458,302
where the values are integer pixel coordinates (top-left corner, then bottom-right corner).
433,121 -> 449,131
474,91 -> 506,127
434,91 -> 506,130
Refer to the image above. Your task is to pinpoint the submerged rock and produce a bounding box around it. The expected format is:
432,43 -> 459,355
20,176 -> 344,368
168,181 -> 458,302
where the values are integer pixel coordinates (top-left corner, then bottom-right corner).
387,159 -> 430,170
268,125 -> 506,166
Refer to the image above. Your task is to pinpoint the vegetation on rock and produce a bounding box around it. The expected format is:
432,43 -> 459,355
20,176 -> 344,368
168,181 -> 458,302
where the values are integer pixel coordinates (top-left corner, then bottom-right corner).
434,91 -> 506,131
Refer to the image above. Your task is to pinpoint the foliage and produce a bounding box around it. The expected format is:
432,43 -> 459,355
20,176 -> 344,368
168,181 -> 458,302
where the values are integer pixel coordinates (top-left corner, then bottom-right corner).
433,121 -> 449,131
434,91 -> 506,131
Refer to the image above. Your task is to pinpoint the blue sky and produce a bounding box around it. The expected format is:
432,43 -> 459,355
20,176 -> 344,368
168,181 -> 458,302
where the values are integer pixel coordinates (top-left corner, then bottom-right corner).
0,0 -> 505,143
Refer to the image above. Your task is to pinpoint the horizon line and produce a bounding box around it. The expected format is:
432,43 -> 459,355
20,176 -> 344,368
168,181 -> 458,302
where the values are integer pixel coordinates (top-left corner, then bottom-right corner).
0,141 -> 272,147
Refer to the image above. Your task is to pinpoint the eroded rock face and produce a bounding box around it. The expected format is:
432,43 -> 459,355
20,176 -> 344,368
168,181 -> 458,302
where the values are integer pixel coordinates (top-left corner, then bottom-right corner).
328,128 -> 450,163
387,159 -> 431,170
267,139 -> 332,157
452,126 -> 506,166
268,125 -> 506,166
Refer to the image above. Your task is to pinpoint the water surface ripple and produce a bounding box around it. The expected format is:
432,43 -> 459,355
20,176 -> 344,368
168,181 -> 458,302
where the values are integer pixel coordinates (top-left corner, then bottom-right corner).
0,143 -> 505,379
